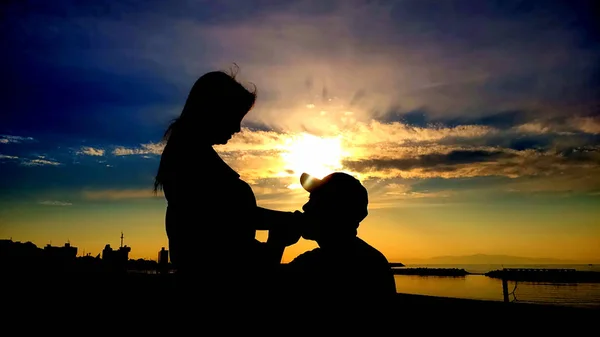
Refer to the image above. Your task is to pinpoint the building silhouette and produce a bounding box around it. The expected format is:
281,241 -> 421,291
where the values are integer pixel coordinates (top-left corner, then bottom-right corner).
101,232 -> 131,272
0,239 -> 42,271
44,241 -> 78,260
1,236 -> 174,274
1,239 -> 79,272
158,247 -> 169,274
158,247 -> 169,264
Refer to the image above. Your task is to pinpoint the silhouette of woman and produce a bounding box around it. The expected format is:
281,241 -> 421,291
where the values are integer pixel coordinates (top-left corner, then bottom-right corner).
153,67 -> 301,298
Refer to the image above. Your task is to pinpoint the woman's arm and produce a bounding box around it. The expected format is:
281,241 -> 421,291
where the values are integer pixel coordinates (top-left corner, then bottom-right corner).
253,207 -> 304,264
256,223 -> 302,266
254,207 -> 298,231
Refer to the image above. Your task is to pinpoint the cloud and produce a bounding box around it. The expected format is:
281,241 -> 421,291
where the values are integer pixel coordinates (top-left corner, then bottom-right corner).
6,0 -> 591,143
0,135 -> 35,144
344,150 -> 516,172
343,144 -> 600,180
112,142 -> 164,156
17,110 -> 597,198
172,0 -> 598,133
512,116 -> 600,136
0,152 -> 61,166
38,200 -> 72,206
20,158 -> 61,166
572,117 -> 600,135
251,181 -> 309,209
77,146 -> 105,156
82,188 -> 163,200
214,123 -> 600,194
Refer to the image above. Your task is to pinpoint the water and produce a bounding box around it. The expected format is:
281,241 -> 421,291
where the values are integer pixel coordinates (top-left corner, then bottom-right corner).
394,264 -> 600,309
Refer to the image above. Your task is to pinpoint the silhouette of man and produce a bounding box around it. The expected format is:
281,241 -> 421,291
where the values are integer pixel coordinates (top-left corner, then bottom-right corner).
269,172 -> 396,301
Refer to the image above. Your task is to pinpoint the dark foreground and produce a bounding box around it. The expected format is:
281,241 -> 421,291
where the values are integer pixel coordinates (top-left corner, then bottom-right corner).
5,272 -> 598,331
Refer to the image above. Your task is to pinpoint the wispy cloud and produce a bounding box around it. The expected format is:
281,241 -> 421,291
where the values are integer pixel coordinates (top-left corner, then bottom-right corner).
215,123 -> 600,194
1,153 -> 61,166
77,146 -> 105,156
112,142 -> 164,156
38,200 -> 72,206
21,158 -> 61,166
12,112 -> 598,197
0,135 -> 35,144
513,116 -> 600,136
82,188 -> 163,200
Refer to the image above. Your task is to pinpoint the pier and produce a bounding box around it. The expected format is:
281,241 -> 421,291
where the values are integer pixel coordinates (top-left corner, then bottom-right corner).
391,267 -> 470,277
485,268 -> 600,283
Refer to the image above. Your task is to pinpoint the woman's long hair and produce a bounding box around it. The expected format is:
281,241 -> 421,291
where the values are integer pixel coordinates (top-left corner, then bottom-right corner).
153,65 -> 256,194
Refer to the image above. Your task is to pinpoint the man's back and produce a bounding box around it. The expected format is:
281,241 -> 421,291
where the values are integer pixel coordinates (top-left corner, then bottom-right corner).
283,237 -> 396,299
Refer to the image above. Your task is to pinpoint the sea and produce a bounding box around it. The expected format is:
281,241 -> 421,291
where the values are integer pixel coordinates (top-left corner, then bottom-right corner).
394,264 -> 600,309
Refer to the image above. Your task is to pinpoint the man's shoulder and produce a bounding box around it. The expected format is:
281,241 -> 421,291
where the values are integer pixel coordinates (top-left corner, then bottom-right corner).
354,238 -> 390,266
288,248 -> 322,266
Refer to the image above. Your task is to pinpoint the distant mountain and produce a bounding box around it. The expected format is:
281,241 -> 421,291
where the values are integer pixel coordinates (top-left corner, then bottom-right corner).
402,254 -> 587,265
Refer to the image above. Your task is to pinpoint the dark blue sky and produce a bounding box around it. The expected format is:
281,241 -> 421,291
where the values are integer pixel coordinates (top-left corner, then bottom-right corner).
2,0 -> 597,142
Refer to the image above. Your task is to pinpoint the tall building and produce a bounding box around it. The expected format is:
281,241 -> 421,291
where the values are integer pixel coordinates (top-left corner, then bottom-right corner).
158,247 -> 169,264
158,247 -> 169,274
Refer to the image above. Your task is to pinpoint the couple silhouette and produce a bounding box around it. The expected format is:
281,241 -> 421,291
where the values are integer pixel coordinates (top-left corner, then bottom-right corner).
153,68 -> 395,307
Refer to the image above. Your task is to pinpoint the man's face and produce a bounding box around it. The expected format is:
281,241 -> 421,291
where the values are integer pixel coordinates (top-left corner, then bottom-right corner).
301,190 -> 341,241
301,193 -> 322,240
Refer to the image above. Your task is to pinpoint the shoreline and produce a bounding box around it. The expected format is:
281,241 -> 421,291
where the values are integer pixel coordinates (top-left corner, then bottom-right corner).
7,274 -> 596,325
392,266 -> 600,282
6,270 -> 599,308
4,270 -> 598,330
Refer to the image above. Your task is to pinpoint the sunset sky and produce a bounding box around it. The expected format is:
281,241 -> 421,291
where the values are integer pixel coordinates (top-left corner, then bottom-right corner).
1,0 -> 599,263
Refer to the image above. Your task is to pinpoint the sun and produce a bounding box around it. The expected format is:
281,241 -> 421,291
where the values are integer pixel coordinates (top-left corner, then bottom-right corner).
279,133 -> 349,186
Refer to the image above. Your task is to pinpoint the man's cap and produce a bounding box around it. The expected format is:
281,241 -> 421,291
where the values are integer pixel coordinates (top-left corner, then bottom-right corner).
300,172 -> 368,222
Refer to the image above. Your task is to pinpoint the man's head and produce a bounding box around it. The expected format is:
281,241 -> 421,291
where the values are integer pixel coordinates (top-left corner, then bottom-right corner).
300,172 -> 369,241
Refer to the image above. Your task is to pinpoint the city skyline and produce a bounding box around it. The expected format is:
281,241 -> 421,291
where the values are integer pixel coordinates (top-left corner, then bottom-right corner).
1,233 -> 165,262
1,0 -> 599,262
5,236 -> 598,265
